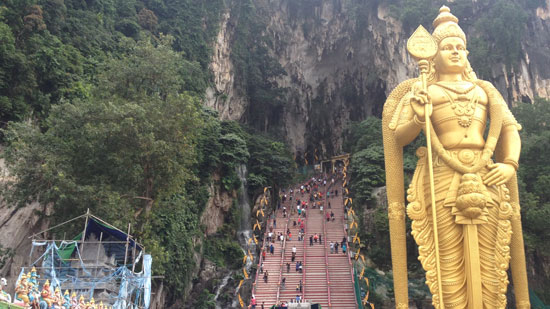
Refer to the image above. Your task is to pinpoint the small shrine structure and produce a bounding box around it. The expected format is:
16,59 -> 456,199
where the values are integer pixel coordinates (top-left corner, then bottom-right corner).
10,210 -> 151,308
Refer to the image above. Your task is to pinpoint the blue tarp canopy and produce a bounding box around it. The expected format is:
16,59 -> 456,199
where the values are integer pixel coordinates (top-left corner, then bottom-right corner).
85,218 -> 142,251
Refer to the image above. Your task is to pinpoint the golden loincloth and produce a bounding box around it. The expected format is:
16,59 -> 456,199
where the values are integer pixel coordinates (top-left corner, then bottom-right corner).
407,148 -> 513,308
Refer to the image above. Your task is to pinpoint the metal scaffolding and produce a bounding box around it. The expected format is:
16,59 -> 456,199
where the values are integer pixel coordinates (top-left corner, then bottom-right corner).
14,210 -> 151,309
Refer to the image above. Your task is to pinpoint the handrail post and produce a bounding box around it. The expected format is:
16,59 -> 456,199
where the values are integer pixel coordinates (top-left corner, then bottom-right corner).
252,219 -> 269,298
302,182 -> 307,301
323,182 -> 332,308
341,175 -> 359,308
276,215 -> 290,305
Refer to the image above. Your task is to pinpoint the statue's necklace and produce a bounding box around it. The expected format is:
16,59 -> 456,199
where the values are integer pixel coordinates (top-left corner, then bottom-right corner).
436,82 -> 478,128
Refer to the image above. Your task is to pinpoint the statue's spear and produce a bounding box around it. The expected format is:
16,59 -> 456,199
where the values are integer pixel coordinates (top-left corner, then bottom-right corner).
406,25 -> 445,308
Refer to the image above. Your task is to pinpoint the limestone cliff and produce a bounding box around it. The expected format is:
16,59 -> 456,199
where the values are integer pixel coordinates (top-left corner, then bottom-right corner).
200,173 -> 237,236
206,0 -> 550,155
0,158 -> 49,295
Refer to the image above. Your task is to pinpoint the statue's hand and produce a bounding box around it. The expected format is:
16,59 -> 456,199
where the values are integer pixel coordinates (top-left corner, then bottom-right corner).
410,89 -> 432,121
483,163 -> 515,186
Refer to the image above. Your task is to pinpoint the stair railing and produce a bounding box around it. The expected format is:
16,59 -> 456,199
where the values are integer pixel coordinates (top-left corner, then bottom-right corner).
323,179 -> 334,308
275,201 -> 292,305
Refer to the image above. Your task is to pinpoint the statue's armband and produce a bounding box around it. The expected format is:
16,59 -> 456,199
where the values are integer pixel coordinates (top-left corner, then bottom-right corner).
396,94 -> 414,127
502,104 -> 522,131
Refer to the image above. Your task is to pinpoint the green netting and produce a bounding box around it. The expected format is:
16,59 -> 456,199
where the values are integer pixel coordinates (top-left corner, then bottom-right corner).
354,264 -> 386,308
531,289 -> 550,309
353,267 -> 364,309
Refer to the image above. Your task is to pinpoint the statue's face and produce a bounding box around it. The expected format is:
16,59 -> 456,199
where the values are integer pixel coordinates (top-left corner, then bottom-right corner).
434,37 -> 468,74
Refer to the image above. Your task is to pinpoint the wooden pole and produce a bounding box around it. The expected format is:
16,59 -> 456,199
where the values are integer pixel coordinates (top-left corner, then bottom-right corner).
29,213 -> 87,239
124,223 -> 131,267
80,209 -> 90,257
131,238 -> 137,273
95,232 -> 103,277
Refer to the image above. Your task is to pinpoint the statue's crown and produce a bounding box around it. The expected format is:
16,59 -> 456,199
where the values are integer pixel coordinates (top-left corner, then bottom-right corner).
432,6 -> 466,45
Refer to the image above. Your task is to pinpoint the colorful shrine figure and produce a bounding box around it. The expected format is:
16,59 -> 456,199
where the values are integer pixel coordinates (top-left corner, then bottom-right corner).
53,286 -> 64,309
40,279 -> 55,308
86,297 -> 96,309
78,295 -> 86,309
70,292 -> 78,308
28,272 -> 41,308
15,273 -> 30,305
0,278 -> 12,303
63,290 -> 71,309
29,267 -> 39,286
382,6 -> 530,309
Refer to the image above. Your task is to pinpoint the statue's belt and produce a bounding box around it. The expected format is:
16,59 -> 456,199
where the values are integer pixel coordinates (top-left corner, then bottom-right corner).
433,149 -> 485,169
427,149 -> 501,225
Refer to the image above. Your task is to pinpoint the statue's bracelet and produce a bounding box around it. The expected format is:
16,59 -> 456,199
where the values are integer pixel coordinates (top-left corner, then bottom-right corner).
413,115 -> 425,127
502,159 -> 519,171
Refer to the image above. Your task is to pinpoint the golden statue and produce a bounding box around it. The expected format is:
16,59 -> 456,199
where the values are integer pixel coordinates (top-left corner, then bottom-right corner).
382,6 -> 530,308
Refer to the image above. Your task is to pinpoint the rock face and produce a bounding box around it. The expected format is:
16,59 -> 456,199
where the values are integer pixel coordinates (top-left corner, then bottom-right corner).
0,201 -> 45,294
0,158 -> 48,295
200,172 -> 236,235
207,0 -> 550,155
205,10 -> 248,121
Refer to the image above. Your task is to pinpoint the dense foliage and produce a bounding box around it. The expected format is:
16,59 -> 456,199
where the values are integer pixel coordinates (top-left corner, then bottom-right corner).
0,0 -> 223,127
344,118 -> 386,205
513,98 -> 550,301
2,37 -> 202,299
3,37 -> 200,223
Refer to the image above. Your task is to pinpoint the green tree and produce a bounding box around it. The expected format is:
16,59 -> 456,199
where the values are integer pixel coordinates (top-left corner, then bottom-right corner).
0,21 -> 33,124
512,98 -> 550,301
194,289 -> 216,309
2,36 -> 201,228
246,131 -> 295,196
513,98 -> 550,250
143,195 -> 201,297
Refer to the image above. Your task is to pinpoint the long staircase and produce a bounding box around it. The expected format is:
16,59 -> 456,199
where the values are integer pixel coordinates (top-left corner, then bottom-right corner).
252,178 -> 357,308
